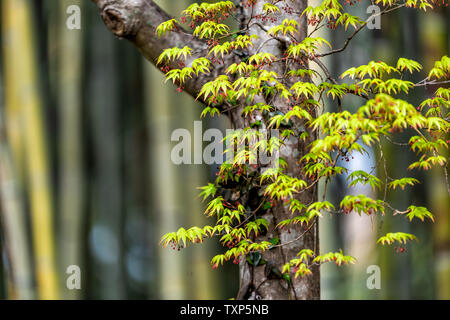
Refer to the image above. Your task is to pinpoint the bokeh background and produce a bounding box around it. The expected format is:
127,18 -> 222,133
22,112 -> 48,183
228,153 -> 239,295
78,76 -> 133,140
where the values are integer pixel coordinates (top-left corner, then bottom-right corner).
0,0 -> 448,300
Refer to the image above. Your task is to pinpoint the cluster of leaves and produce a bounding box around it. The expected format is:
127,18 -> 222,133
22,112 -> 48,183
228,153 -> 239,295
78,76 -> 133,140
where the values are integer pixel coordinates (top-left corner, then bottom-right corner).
281,249 -> 356,279
157,0 -> 447,280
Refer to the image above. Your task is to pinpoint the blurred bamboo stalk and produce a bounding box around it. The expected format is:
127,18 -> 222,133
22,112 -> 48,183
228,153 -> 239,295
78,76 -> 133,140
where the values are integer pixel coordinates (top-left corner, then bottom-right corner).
145,0 -> 185,299
430,167 -> 450,299
57,0 -> 84,299
145,0 -> 219,299
86,9 -> 125,298
145,61 -> 186,299
2,0 -> 59,299
0,228 -> 4,299
429,11 -> 450,300
169,0 -> 216,300
183,103 -> 217,299
0,109 -> 34,299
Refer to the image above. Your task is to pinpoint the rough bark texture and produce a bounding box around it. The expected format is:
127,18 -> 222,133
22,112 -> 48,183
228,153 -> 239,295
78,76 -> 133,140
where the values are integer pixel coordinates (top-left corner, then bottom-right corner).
92,0 -> 320,300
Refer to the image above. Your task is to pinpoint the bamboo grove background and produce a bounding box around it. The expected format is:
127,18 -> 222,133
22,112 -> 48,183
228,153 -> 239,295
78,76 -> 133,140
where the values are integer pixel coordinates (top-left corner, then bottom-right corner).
0,0 -> 448,299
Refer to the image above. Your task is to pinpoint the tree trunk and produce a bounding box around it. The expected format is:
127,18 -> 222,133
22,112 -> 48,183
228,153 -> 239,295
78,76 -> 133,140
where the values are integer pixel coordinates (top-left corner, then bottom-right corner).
92,0 -> 320,300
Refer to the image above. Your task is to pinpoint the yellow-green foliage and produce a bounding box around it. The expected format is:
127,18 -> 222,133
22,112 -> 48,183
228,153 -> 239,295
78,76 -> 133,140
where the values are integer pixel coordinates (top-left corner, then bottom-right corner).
156,0 -> 447,278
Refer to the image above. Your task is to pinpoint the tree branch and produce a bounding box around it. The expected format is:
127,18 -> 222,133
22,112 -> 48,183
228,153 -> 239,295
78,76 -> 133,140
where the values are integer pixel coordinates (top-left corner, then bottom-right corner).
317,3 -> 407,58
91,0 -> 231,104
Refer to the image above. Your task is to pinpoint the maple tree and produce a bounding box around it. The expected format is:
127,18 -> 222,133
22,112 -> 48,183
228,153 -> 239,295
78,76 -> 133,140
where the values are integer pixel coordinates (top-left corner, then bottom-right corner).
93,0 -> 449,299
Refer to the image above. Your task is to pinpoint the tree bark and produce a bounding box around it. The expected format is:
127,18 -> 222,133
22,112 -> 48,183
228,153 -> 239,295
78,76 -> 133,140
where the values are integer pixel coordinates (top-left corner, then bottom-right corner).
92,0 -> 320,300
